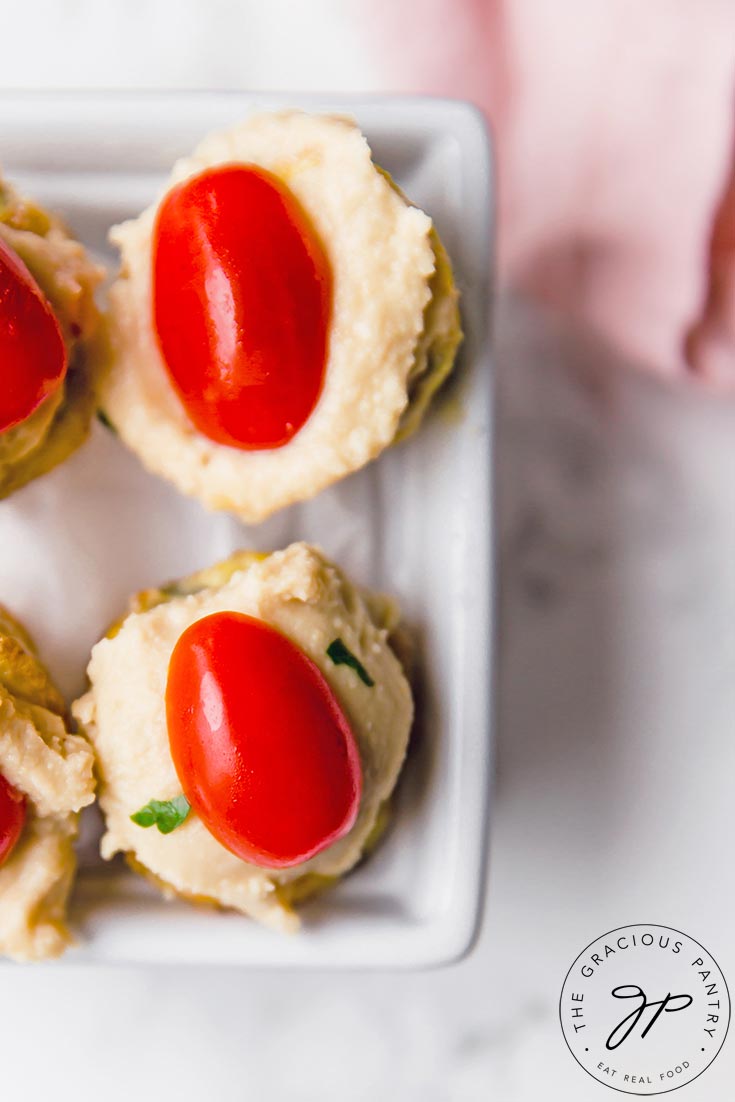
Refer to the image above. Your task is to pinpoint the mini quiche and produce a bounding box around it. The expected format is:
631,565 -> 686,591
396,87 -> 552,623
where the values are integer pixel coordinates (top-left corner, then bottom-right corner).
0,606 -> 95,961
73,543 -> 413,931
0,175 -> 103,498
101,110 -> 462,523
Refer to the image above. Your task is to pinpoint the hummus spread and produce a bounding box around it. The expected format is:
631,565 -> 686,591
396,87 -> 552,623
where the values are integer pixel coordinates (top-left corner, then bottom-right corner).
102,111 -> 461,523
0,178 -> 104,498
0,608 -> 95,961
73,543 -> 413,931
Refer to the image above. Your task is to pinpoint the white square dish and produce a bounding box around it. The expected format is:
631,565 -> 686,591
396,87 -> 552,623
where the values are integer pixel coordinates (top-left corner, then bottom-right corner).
0,92 -> 494,968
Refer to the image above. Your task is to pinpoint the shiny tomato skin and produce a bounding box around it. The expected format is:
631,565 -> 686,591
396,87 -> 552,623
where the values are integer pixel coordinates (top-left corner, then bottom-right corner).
0,236 -> 68,434
0,772 -> 26,867
166,612 -> 362,869
152,164 -> 332,451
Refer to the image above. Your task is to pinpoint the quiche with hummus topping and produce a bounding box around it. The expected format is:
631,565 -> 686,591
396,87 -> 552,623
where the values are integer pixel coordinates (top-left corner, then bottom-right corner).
0,175 -> 103,498
73,543 -> 413,931
101,111 -> 462,523
0,606 -> 95,961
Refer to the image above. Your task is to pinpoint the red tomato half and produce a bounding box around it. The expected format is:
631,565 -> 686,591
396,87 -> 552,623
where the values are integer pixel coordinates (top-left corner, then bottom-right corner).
152,165 -> 332,451
0,236 -> 67,434
166,612 -> 362,868
0,772 -> 26,868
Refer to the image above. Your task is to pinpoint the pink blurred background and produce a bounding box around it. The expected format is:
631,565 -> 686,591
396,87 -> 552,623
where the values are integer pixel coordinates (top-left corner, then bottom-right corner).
371,0 -> 735,386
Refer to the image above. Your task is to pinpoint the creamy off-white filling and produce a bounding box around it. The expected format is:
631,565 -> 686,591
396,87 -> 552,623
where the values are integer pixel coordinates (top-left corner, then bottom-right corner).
0,661 -> 95,962
73,543 -> 413,932
0,182 -> 104,498
101,111 -> 440,523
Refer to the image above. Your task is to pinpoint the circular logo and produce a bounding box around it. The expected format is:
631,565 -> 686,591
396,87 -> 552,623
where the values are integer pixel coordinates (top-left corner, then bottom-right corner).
559,924 -> 730,1095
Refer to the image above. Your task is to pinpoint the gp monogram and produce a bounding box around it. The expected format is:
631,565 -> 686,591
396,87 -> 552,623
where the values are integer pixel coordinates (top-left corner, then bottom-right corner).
559,924 -> 730,1095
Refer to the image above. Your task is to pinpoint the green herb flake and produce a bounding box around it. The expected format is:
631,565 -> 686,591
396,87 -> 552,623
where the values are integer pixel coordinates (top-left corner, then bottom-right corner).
131,795 -> 191,835
97,410 -> 117,434
326,638 -> 375,687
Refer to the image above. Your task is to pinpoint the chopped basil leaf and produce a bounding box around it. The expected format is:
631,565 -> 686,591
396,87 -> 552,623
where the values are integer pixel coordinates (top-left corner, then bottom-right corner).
97,410 -> 117,434
131,795 -> 191,834
327,638 -> 375,687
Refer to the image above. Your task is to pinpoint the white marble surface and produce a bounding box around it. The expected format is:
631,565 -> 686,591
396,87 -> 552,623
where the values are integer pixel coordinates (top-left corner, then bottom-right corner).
2,4 -> 735,1097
